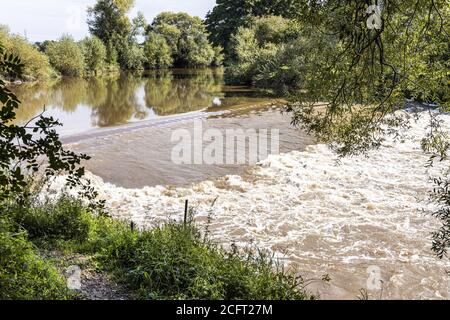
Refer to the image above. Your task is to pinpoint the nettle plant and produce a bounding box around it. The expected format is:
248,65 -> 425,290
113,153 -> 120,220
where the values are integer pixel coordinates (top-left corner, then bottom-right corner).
284,0 -> 449,258
0,43 -> 104,212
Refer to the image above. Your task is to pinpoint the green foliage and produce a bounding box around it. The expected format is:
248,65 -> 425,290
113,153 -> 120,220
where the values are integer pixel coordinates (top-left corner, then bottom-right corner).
0,41 -> 103,208
85,3 -> 221,70
281,0 -> 449,157
143,32 -> 173,69
206,0 -> 306,51
224,2 -> 448,158
226,16 -> 296,85
252,38 -> 307,94
98,219 -> 312,300
212,46 -> 225,67
150,12 -> 219,68
186,41 -> 215,68
105,40 -> 119,70
79,36 -> 107,74
0,26 -> 53,81
2,195 -> 313,300
117,41 -> 145,70
46,35 -> 85,77
131,11 -> 147,41
34,40 -> 56,53
87,0 -> 145,70
87,0 -> 134,47
226,27 -> 261,84
430,176 -> 450,259
0,218 -> 71,300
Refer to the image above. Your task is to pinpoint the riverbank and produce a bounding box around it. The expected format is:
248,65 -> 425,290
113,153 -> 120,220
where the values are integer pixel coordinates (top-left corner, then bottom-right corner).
46,110 -> 450,299
64,107 -> 312,188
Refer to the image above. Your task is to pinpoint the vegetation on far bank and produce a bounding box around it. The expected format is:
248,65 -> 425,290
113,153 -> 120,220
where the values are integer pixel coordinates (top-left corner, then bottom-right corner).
207,0 -> 449,258
0,0 -> 224,82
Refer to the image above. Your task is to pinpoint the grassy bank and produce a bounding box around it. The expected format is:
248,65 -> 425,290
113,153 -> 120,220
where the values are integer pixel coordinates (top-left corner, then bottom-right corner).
0,196 -> 313,300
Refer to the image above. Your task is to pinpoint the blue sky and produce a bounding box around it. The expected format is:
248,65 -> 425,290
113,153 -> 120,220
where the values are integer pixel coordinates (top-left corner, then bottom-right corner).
0,0 -> 217,42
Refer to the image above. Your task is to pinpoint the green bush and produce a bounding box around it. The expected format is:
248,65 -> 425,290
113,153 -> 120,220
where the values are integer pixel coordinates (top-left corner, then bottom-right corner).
46,35 -> 85,76
116,41 -> 146,70
0,25 -> 53,80
212,46 -> 225,67
143,32 -> 173,69
0,218 -> 71,300
99,221 -> 312,300
150,12 -> 219,68
225,15 -> 301,87
8,197 -> 93,243
253,38 -> 307,94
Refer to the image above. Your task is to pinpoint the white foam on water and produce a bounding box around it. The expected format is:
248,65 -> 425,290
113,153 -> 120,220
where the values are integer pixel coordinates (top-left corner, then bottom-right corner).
45,111 -> 450,299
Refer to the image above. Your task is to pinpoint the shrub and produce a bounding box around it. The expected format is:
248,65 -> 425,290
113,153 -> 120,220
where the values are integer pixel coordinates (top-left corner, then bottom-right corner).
100,220 -> 312,300
253,38 -> 307,94
46,35 -> 85,76
212,46 -> 224,67
226,27 -> 260,84
0,218 -> 71,300
79,36 -> 107,74
150,12 -> 217,67
3,195 -> 313,300
0,25 -> 53,80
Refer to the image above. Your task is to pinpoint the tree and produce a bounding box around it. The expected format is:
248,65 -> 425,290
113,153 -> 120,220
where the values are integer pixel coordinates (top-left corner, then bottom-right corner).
143,32 -> 173,69
45,35 -> 85,77
212,46 -> 224,67
150,12 -> 217,67
205,0 -> 306,51
131,11 -> 147,42
87,0 -> 140,69
105,40 -> 119,69
0,26 -> 53,80
80,36 -> 107,74
118,41 -> 145,70
87,0 -> 135,46
283,0 -> 449,155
